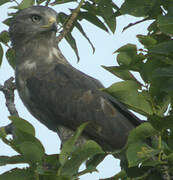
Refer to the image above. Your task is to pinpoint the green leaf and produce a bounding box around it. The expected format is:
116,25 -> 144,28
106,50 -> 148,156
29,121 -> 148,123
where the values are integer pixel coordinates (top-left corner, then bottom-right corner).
162,0 -> 170,12
75,21 -> 95,53
167,152 -> 173,163
86,153 -> 106,173
0,168 -> 34,180
59,122 -> 89,166
103,80 -> 153,115
59,11 -> 94,53
52,0 -> 76,5
137,35 -> 157,48
147,20 -> 157,33
149,78 -> 166,96
117,52 -> 132,66
3,17 -> 14,26
149,40 -> 173,56
8,6 -> 18,10
36,0 -> 46,5
81,1 -> 100,16
78,12 -> 108,32
167,3 -> 173,15
122,18 -> 149,32
114,43 -> 137,54
6,48 -> 16,69
141,160 -> 162,167
18,0 -> 35,9
8,120 -> 45,157
120,0 -> 157,17
101,170 -> 127,180
39,175 -> 70,180
145,171 -> 163,180
97,1 -> 116,33
149,115 -> 173,131
127,142 -> 160,167
18,141 -> 45,163
0,0 -> 10,6
158,15 -> 173,35
101,65 -> 139,82
43,154 -> 60,171
140,57 -> 163,82
59,140 -> 103,177
149,93 -> 170,116
127,122 -> 159,145
0,155 -> 27,166
152,66 -> 173,78
168,129 -> 173,150
125,166 -> 150,178
160,78 -> 173,93
9,116 -> 35,136
115,45 -> 144,71
104,80 -> 141,96
57,13 -> 81,60
0,44 -> 3,67
0,127 -> 7,139
65,33 -> 80,62
12,130 -> 45,157
0,31 -> 10,44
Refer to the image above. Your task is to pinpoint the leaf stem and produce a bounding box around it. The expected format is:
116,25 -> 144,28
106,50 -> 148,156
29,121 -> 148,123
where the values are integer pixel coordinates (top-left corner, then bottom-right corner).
45,0 -> 51,6
11,0 -> 19,5
122,17 -> 150,32
56,0 -> 85,43
158,134 -> 162,161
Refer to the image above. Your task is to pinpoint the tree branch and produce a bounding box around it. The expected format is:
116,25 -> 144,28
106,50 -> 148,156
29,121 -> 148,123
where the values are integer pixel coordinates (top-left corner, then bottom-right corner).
45,0 -> 51,6
0,77 -> 18,116
0,77 -> 18,134
11,0 -> 19,5
56,0 -> 85,43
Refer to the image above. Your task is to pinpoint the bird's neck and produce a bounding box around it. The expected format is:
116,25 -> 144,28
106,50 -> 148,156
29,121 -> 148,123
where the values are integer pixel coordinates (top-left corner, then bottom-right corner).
14,33 -> 69,77
15,33 -> 60,66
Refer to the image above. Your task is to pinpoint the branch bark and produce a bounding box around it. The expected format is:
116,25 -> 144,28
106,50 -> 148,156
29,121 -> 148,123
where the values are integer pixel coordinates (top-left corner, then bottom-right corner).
0,77 -> 18,134
56,0 -> 85,43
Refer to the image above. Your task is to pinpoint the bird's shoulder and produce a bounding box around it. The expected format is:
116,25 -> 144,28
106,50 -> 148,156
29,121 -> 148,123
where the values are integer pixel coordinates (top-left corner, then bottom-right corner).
27,62 -> 103,91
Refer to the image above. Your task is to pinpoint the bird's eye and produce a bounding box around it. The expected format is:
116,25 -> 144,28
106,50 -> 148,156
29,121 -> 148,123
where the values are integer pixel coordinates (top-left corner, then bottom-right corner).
31,14 -> 41,23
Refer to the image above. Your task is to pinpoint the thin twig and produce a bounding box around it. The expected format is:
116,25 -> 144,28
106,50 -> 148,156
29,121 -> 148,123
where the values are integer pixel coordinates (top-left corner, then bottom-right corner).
122,17 -> 150,32
45,0 -> 51,6
11,0 -> 19,5
56,0 -> 85,43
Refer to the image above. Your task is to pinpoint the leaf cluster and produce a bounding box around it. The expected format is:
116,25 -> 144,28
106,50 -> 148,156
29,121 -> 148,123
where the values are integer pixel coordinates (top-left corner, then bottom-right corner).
0,117 -> 106,180
1,0 -> 173,179
101,0 -> 173,178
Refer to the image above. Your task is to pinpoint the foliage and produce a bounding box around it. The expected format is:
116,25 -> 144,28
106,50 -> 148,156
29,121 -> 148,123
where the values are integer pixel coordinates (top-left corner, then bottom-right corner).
0,117 -> 105,180
0,0 -> 173,179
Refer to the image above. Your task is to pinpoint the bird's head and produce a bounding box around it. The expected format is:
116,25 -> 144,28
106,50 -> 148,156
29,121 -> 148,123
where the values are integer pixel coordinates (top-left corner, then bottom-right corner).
9,6 -> 58,47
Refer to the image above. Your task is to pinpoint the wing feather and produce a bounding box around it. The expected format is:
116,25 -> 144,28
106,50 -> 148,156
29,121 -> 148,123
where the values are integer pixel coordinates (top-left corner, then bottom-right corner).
26,63 -> 141,150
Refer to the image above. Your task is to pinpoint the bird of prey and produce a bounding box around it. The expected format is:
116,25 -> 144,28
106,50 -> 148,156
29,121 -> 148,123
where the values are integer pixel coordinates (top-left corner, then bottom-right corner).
9,6 -> 141,151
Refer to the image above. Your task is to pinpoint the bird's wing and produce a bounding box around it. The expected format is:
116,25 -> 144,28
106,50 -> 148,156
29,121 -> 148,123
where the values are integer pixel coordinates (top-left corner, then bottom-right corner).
26,62 -> 141,150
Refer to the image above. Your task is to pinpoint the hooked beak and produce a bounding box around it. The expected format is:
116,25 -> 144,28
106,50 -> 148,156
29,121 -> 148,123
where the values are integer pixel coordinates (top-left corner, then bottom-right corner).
41,17 -> 57,32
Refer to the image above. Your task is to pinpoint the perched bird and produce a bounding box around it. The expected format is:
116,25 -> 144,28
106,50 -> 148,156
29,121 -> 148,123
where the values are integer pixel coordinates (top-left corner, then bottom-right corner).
9,6 -> 141,151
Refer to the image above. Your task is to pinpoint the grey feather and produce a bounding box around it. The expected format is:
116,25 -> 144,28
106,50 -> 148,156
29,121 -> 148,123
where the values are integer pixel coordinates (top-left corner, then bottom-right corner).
9,6 -> 141,151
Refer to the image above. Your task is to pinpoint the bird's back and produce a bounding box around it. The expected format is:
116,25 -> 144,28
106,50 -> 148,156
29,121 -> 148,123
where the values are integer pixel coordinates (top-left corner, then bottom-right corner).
21,58 -> 140,150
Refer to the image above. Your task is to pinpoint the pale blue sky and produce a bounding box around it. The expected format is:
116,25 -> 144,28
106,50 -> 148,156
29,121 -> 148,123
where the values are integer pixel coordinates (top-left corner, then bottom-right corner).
0,1 -> 151,179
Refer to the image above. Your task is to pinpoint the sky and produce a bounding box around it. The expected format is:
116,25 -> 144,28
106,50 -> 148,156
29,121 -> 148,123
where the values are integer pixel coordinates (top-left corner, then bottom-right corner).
0,0 -> 152,179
